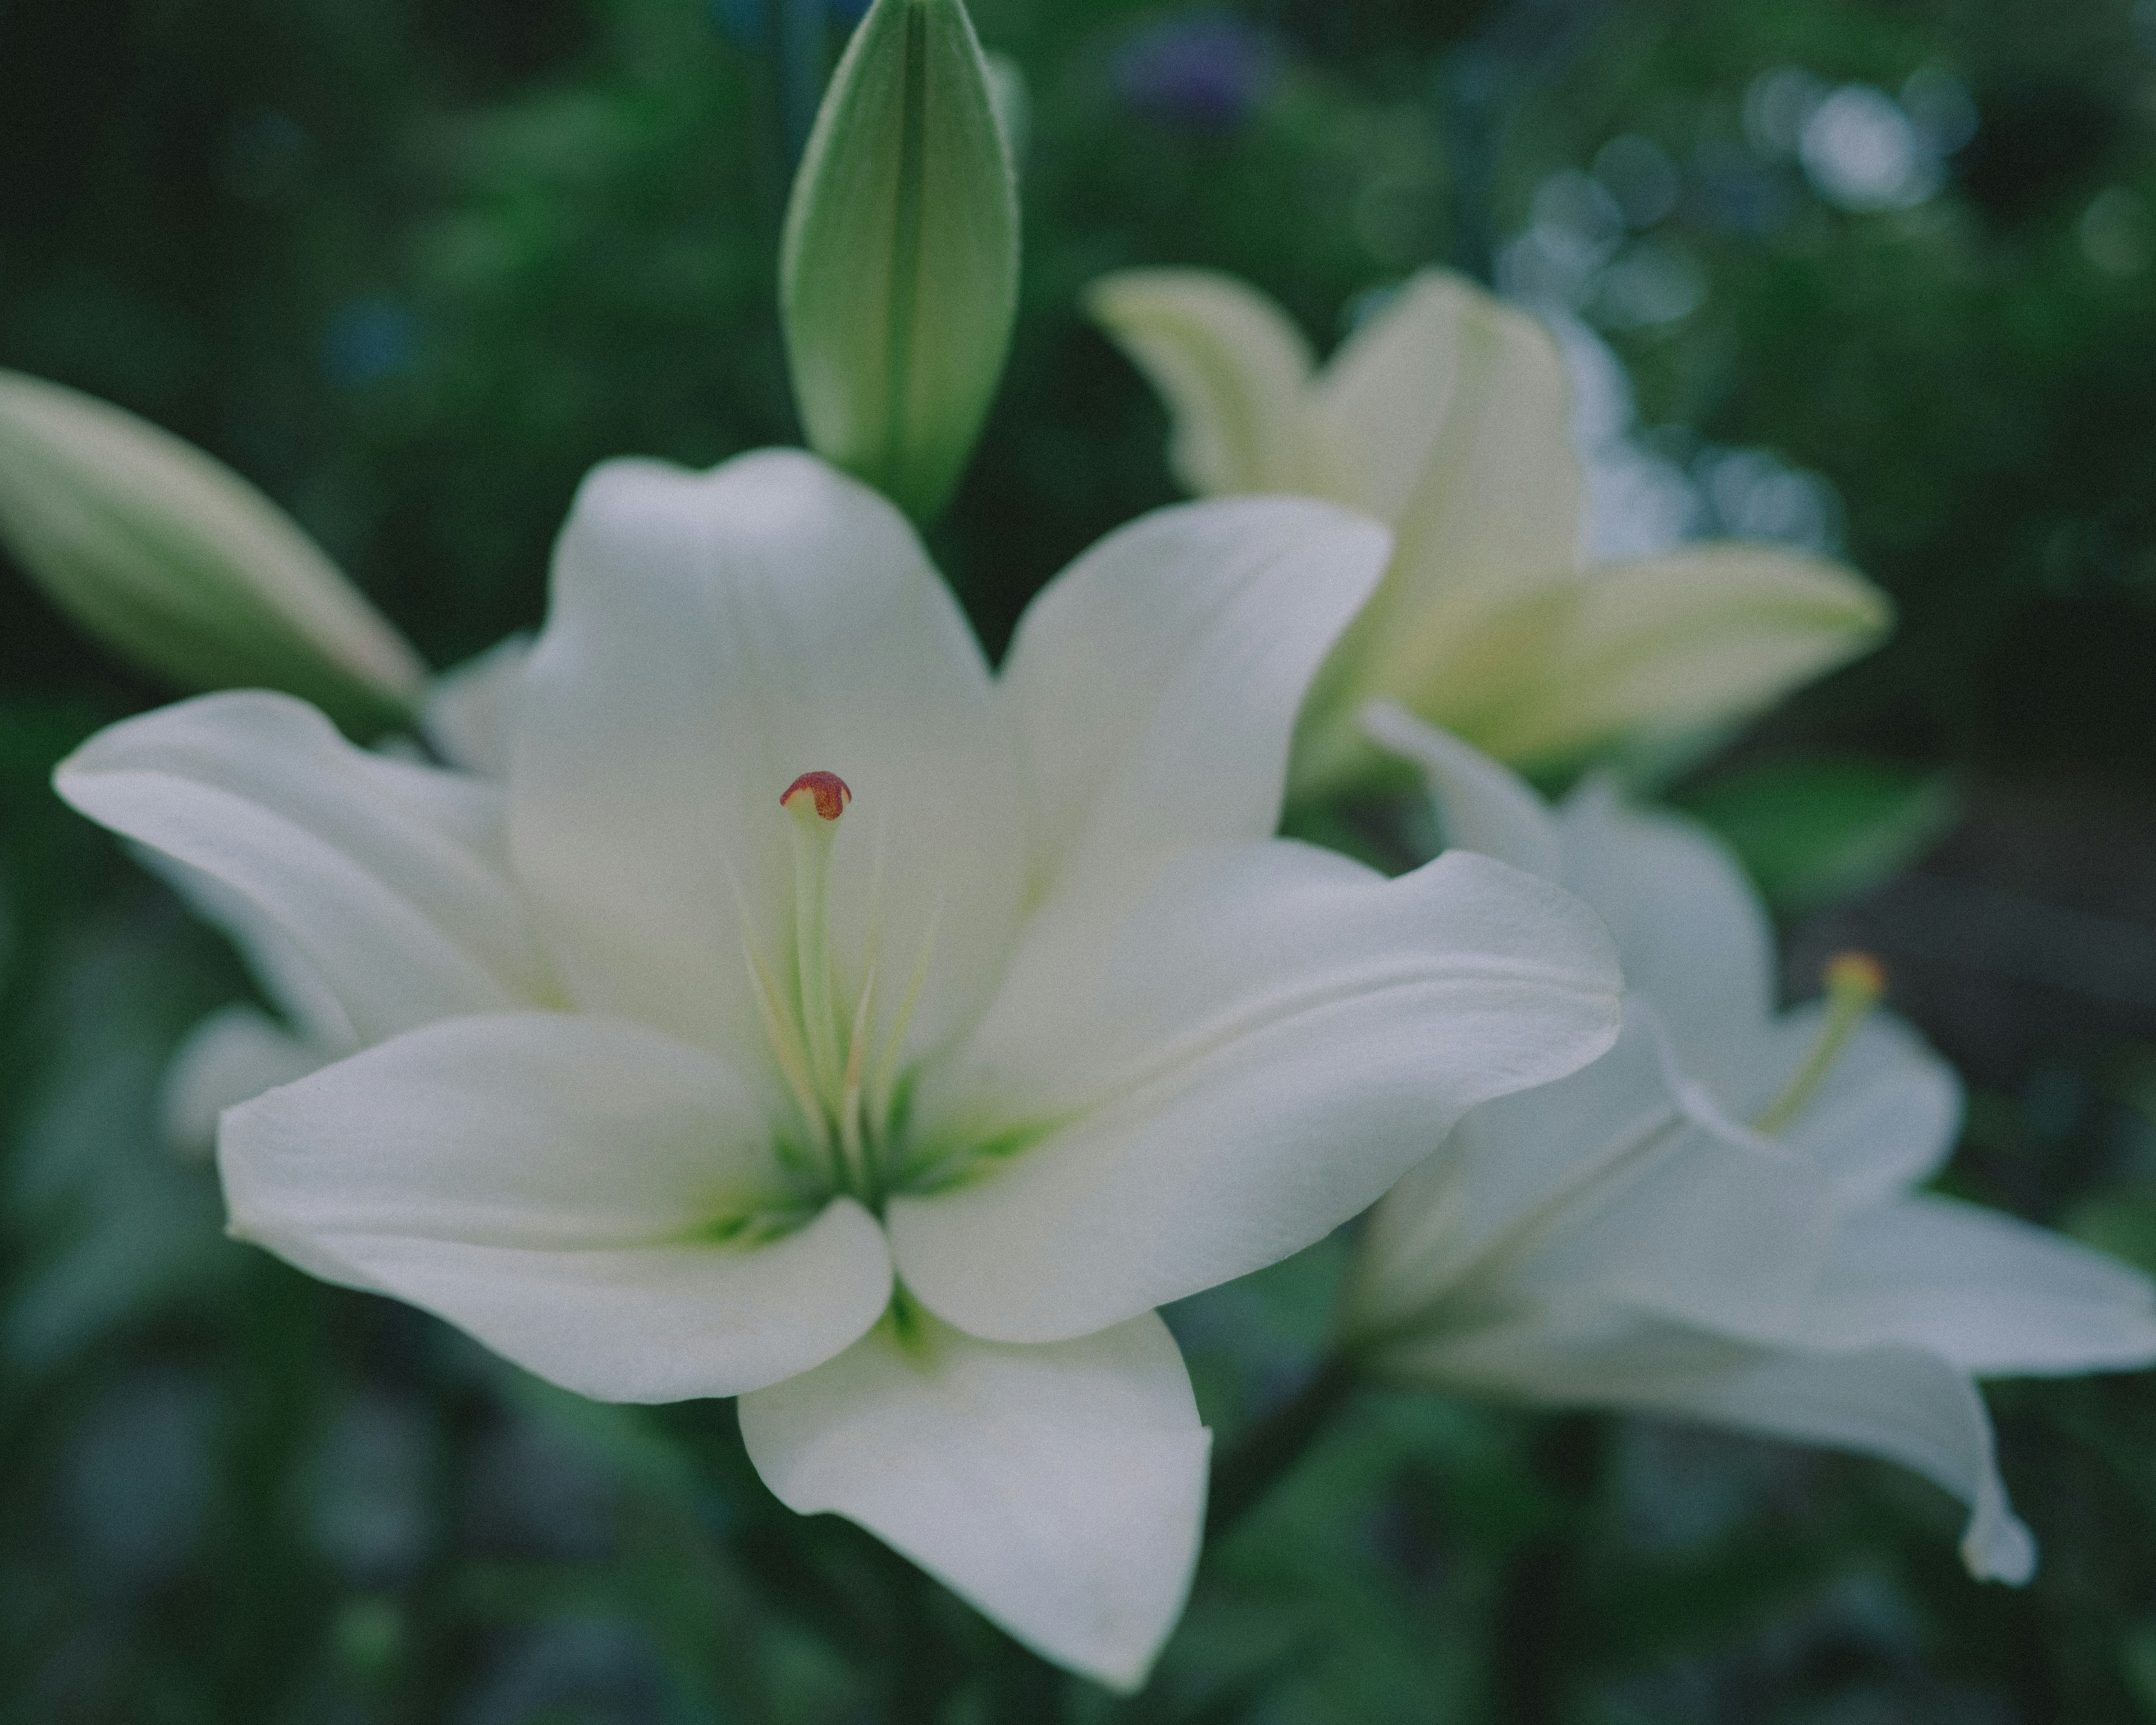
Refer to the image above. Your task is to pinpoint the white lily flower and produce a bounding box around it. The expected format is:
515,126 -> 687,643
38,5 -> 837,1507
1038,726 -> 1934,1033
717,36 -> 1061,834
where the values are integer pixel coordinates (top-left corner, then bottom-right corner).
1087,269 -> 1891,796
155,633 -> 535,1154
55,451 -> 1623,1687
1345,704 -> 2156,1583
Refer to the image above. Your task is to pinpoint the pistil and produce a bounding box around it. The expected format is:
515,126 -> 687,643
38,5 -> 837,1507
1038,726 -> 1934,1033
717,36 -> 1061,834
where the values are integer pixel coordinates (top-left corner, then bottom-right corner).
1751,952 -> 1888,1137
782,772 -> 852,1106
757,770 -> 943,1208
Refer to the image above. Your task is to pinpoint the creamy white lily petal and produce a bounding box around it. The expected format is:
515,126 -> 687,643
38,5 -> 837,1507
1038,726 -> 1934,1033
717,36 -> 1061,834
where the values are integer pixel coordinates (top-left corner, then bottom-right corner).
145,636 -> 531,1151
998,496 -> 1390,901
1348,1007 -> 1842,1351
139,848 -> 358,1053
56,691 -> 550,1044
1470,547 -> 1891,770
1314,272 -> 1580,556
1314,278 -> 1582,724
1346,1009 -> 1683,1338
1806,1194 -> 2156,1376
1651,1339 -> 2034,1583
1552,781 -> 1778,1107
220,1014 -> 892,1400
741,1308 -> 1208,1692
513,450 -> 1024,1065
1360,700 -> 1559,877
160,1003 -> 335,1157
1390,1309 -> 2034,1583
891,846 -> 1621,1343
1371,709 -> 1775,1107
1496,1117 -> 1838,1346
1085,269 -> 1317,496
422,633 -> 532,778
1766,1008 -> 1962,1202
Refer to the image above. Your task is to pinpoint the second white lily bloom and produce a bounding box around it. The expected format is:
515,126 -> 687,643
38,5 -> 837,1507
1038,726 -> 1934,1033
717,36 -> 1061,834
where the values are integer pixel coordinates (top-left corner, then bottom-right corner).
1346,705 -> 2156,1582
1089,270 -> 1891,797
56,451 -> 1623,1689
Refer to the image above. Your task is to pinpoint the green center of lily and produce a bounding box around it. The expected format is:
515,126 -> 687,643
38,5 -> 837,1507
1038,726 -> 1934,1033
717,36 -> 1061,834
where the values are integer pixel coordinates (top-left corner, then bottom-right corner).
743,771 -> 939,1212
1751,951 -> 1887,1137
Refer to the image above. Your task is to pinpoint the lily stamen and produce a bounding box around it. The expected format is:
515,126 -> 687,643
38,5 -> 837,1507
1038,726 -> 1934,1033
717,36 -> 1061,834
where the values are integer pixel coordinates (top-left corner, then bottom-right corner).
839,964 -> 879,1202
783,771 -> 853,1102
1752,951 -> 1888,1137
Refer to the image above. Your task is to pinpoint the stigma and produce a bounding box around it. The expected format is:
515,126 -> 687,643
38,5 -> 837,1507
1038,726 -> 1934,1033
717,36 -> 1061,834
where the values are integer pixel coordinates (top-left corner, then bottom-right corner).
743,768 -> 934,1210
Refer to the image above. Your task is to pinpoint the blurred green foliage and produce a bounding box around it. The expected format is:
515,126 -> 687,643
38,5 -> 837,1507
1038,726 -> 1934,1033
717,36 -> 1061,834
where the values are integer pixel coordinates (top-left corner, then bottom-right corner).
7,1 -> 2156,1721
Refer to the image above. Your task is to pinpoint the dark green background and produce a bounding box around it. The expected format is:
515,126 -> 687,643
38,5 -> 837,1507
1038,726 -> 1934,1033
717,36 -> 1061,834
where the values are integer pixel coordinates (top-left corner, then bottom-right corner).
6,1 -> 2156,1719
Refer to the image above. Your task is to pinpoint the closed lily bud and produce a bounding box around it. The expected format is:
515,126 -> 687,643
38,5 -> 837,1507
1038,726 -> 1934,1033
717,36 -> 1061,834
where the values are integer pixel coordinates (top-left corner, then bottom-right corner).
780,0 -> 1020,523
0,369 -> 426,733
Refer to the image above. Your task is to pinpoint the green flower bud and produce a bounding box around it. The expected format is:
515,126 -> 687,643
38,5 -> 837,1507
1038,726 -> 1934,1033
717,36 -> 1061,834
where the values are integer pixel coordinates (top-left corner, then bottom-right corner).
780,0 -> 1020,523
0,371 -> 425,733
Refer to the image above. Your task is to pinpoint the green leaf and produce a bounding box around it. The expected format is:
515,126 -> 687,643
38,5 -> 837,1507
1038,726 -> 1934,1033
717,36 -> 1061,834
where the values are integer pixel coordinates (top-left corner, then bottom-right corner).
1677,754 -> 1962,917
779,0 -> 1020,523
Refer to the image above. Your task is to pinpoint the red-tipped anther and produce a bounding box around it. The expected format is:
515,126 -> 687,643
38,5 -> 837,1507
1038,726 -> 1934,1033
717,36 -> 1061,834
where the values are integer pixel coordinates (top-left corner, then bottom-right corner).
781,771 -> 853,822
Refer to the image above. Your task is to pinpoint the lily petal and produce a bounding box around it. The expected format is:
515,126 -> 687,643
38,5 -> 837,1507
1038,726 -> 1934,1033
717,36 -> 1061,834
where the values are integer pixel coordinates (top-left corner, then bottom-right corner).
1554,782 -> 1778,1107
1768,1008 -> 1962,1201
422,633 -> 531,778
1350,1005 -> 1839,1351
892,846 -> 1621,1343
141,849 -> 357,1052
1086,268 -> 1318,497
1361,701 -> 1561,878
1313,271 -> 1578,540
739,1308 -> 1207,1694
55,691 -> 549,1044
1469,546 -> 1890,770
161,1004 -> 334,1156
1807,1193 -> 2156,1376
998,495 -> 1390,903
220,1013 -> 892,1401
513,451 -> 1024,1065
1345,1006 -> 1677,1339
1315,275 -> 1581,715
1392,1308 -> 2034,1583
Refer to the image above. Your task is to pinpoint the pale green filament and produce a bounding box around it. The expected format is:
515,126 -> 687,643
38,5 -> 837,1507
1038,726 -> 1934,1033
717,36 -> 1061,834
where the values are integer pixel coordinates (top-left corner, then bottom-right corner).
1751,952 -> 1888,1137
786,791 -> 847,1101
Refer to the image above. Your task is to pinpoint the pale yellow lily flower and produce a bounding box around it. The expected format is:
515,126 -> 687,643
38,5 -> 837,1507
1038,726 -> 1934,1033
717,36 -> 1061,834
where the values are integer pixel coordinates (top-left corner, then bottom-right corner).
1088,268 -> 1892,798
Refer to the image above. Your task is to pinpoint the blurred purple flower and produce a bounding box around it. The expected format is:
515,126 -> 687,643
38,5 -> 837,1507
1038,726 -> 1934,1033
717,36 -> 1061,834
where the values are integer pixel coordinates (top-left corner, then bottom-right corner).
1113,11 -> 1280,134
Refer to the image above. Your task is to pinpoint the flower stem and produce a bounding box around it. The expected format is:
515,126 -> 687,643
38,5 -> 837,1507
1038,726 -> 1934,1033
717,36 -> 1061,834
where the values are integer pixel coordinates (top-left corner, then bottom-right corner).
1204,1353 -> 1362,1545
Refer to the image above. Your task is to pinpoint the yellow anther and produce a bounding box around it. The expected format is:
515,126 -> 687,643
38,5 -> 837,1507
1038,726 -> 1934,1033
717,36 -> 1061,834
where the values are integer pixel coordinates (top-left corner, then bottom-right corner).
1752,951 -> 1889,1137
